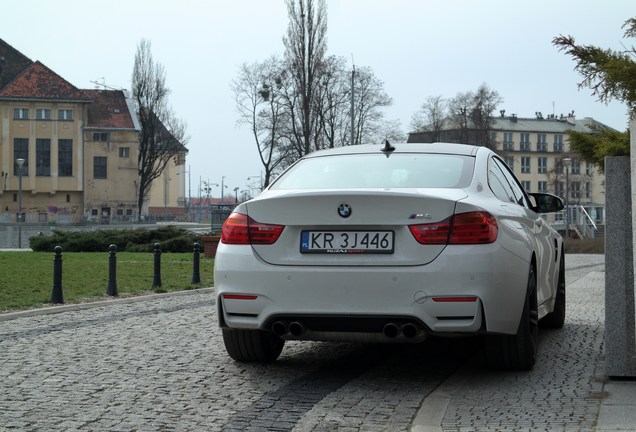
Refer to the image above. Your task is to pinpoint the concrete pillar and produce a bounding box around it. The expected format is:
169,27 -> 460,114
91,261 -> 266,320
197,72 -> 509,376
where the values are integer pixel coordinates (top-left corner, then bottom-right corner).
605,155 -> 636,377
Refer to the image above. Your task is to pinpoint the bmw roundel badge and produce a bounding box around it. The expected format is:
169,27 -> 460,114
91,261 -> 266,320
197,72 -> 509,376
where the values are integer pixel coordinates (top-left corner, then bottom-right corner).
337,203 -> 352,218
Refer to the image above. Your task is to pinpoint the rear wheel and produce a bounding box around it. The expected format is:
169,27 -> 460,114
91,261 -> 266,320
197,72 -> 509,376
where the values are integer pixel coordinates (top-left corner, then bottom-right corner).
485,264 -> 538,370
541,251 -> 566,329
222,328 -> 285,362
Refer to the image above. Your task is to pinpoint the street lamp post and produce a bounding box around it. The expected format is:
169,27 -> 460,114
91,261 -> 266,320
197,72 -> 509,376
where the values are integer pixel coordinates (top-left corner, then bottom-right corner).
563,157 -> 572,239
220,176 -> 227,203
163,172 -> 171,221
16,158 -> 25,249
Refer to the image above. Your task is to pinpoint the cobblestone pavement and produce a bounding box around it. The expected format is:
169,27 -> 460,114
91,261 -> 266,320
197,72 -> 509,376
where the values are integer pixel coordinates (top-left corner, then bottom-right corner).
0,254 -> 606,431
0,290 -> 474,431
426,254 -> 607,432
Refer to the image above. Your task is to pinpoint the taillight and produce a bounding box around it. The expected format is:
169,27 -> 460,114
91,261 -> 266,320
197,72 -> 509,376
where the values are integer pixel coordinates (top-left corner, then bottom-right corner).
221,212 -> 284,245
409,211 -> 497,245
409,218 -> 451,244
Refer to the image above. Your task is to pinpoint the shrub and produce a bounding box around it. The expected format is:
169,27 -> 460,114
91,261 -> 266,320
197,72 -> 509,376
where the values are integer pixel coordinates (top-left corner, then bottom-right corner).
29,226 -> 202,253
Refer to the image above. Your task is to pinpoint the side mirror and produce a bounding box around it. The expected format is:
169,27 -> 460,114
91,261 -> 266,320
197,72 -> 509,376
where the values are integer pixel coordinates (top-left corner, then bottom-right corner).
528,193 -> 564,214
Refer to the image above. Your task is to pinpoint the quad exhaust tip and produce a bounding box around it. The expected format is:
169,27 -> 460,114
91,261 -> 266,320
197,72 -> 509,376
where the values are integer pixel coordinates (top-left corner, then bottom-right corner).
289,321 -> 306,337
271,320 -> 307,337
273,320 -> 420,339
271,321 -> 288,337
383,322 -> 419,338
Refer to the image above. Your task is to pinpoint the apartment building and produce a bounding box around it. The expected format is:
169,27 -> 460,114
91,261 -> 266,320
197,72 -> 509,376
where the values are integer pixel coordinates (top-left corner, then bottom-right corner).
0,38 -> 186,224
408,112 -> 612,236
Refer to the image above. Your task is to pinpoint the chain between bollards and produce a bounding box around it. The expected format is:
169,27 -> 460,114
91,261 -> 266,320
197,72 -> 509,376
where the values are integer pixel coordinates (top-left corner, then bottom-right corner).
191,242 -> 201,285
152,243 -> 162,289
50,245 -> 64,304
107,244 -> 118,296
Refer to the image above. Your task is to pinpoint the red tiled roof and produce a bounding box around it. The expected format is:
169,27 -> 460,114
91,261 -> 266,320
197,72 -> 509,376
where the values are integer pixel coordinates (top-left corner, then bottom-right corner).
84,89 -> 136,129
0,38 -> 32,90
0,61 -> 89,101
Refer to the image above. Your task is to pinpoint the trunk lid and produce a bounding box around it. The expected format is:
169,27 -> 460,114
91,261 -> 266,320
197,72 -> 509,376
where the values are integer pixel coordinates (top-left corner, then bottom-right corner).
243,189 -> 467,266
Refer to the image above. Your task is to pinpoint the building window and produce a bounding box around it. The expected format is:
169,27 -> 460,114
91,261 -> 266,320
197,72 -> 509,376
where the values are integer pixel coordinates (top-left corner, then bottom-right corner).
537,133 -> 547,151
520,133 -> 530,151
58,109 -> 73,120
503,132 -> 514,150
66,194 -> 71,203
504,156 -> 514,170
521,157 -> 531,173
557,181 -> 565,197
36,139 -> 51,176
538,181 -> 547,193
14,108 -> 29,119
572,158 -> 581,175
522,181 -> 531,192
585,163 -> 592,175
93,132 -> 109,141
14,138 -> 29,175
36,108 -> 51,120
119,147 -> 130,158
554,134 -> 563,152
91,209 -> 98,216
537,157 -> 547,174
94,156 -> 107,179
571,182 -> 581,198
117,209 -> 124,216
59,139 -> 73,177
585,182 -> 591,199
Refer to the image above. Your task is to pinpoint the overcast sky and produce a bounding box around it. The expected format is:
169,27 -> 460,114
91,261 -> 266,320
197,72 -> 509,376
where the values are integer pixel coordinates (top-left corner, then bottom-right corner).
2,0 -> 632,198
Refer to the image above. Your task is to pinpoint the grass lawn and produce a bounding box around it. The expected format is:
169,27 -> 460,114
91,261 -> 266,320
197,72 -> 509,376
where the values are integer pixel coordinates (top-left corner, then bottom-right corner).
0,251 -> 214,311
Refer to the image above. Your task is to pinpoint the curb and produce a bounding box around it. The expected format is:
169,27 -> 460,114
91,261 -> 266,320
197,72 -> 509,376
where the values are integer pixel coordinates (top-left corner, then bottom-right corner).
0,287 -> 215,322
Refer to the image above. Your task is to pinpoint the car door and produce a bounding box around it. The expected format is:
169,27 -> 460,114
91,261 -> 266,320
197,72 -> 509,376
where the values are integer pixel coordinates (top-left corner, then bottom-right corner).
492,157 -> 556,305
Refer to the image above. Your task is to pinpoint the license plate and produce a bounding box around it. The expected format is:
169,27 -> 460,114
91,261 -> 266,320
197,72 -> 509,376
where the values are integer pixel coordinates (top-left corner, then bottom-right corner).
300,230 -> 394,254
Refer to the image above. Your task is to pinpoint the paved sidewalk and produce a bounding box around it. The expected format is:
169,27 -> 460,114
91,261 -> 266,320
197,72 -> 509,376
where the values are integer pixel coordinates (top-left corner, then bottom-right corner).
413,254 -> 636,431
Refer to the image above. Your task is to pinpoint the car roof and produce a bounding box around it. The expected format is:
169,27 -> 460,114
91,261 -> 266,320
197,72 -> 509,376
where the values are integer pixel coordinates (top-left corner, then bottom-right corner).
304,142 -> 481,158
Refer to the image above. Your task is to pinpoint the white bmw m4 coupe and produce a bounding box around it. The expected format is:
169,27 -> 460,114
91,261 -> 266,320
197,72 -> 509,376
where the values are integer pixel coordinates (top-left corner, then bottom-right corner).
215,142 -> 566,370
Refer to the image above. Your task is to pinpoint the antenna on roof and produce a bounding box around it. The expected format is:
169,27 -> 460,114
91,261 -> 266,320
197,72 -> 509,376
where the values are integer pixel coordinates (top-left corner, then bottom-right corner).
381,140 -> 395,156
90,78 -> 121,91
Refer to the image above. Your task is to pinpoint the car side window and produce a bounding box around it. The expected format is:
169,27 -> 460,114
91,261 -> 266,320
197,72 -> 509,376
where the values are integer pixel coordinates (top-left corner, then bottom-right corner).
493,157 -> 531,208
488,159 -> 516,203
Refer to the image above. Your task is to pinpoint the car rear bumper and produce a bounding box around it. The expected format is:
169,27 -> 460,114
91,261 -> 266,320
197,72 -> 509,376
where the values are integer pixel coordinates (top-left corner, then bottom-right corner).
214,243 -> 529,339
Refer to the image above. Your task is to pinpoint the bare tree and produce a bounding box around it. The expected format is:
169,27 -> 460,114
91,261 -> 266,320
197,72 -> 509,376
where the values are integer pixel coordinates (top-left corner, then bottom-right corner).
447,91 -> 473,143
369,119 -> 406,143
232,57 -> 290,188
313,55 -> 351,149
283,0 -> 328,156
410,95 -> 447,141
470,83 -> 503,148
351,66 -> 393,145
131,39 -> 188,220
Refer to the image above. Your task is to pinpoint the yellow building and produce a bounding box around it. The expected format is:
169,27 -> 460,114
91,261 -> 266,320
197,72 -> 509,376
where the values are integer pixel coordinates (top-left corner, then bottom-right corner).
0,38 -> 186,224
490,113 -> 606,236
408,112 -> 611,237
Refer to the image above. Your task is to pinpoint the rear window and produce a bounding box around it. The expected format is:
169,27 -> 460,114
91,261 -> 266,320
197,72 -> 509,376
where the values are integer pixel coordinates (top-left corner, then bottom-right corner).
271,153 -> 475,190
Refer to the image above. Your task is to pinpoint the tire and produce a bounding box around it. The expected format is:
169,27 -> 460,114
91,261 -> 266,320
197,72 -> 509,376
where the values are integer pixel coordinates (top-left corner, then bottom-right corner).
485,264 -> 539,371
541,251 -> 566,329
222,328 -> 285,363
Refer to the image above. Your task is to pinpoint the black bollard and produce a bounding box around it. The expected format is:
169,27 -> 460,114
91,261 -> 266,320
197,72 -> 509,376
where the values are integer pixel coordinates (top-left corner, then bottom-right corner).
152,243 -> 162,289
192,242 -> 201,285
107,244 -> 118,296
50,245 -> 64,304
